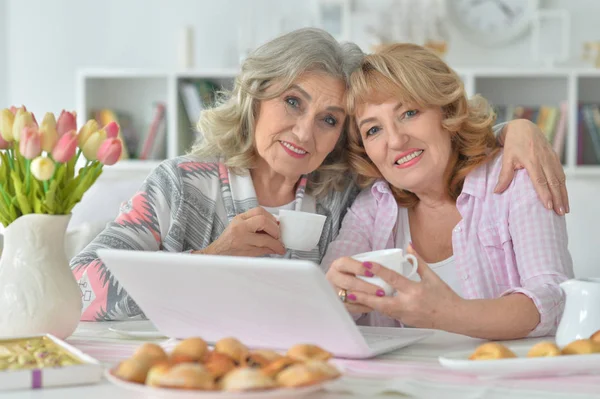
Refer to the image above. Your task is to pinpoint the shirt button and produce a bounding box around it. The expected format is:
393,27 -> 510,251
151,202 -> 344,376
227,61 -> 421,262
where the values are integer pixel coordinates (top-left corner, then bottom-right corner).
454,226 -> 462,233
462,274 -> 469,280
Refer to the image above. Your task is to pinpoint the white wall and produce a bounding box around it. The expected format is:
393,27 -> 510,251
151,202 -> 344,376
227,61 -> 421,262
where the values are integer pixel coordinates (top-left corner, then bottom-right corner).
0,0 -> 7,108
2,0 -> 600,278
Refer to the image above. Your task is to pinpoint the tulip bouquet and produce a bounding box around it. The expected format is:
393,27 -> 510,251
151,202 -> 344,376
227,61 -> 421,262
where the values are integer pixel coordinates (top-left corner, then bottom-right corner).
0,106 -> 123,227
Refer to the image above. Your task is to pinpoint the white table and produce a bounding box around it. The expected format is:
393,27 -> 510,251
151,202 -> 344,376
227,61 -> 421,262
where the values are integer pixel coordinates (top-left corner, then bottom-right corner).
2,322 -> 599,399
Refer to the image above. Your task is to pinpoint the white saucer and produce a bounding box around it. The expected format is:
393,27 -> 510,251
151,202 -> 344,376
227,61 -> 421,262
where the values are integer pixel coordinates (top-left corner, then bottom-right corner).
108,320 -> 167,339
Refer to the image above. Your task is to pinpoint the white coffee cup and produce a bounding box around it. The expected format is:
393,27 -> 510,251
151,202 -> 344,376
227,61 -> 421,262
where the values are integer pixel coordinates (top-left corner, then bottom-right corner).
277,210 -> 326,251
353,248 -> 418,296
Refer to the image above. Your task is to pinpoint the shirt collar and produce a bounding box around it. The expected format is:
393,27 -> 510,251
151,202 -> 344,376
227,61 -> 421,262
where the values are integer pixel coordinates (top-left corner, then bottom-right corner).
460,161 -> 489,200
370,179 -> 393,202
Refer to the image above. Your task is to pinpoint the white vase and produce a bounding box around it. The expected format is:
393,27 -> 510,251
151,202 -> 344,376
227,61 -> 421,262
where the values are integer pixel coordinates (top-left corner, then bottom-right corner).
0,214 -> 82,339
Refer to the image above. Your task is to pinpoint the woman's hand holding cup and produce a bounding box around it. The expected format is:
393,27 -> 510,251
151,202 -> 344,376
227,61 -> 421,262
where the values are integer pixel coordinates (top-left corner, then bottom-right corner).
194,207 -> 286,257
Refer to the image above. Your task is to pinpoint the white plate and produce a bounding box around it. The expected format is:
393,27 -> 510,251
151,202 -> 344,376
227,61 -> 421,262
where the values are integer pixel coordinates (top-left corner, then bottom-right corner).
439,346 -> 600,379
108,320 -> 167,339
105,369 -> 332,398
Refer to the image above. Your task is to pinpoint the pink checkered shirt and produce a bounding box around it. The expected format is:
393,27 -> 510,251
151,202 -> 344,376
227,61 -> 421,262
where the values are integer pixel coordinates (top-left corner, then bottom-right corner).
321,152 -> 574,337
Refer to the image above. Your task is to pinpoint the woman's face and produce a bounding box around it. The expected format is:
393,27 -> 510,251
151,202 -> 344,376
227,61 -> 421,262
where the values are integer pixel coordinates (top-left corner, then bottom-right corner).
253,71 -> 346,179
356,99 -> 452,194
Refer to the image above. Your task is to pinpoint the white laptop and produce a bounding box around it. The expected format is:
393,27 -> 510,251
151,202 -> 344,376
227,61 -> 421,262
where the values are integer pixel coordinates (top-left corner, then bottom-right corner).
97,249 -> 433,359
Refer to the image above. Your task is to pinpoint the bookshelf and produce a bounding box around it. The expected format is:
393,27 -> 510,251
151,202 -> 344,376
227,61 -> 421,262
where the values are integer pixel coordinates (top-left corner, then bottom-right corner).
76,67 -> 600,177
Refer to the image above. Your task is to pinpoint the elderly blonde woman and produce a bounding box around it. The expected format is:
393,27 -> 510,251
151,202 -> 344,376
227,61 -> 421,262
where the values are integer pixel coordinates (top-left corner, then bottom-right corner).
323,43 -> 574,340
71,29 -> 568,321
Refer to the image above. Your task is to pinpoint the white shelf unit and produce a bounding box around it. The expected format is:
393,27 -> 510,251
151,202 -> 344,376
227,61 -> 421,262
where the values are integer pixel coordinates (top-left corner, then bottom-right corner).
77,68 -> 600,177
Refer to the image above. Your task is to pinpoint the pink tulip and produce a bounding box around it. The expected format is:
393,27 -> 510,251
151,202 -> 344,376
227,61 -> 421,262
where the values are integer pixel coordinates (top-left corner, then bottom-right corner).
31,112 -> 39,128
19,127 -> 42,159
51,130 -> 78,163
56,110 -> 77,136
9,105 -> 26,115
0,134 -> 11,149
104,121 -> 120,139
96,138 -> 122,166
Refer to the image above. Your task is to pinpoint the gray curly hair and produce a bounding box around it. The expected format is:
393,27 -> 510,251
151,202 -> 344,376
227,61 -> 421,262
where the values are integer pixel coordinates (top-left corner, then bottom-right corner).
190,27 -> 364,197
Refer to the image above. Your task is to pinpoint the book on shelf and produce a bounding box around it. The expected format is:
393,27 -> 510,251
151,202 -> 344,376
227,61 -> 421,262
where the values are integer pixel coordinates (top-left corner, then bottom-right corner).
577,103 -> 600,165
178,79 -> 219,132
494,102 -> 568,163
139,102 -> 167,160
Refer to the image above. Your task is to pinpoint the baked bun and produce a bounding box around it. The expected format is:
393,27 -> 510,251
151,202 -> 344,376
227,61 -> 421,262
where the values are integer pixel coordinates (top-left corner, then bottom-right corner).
159,363 -> 215,390
250,349 -> 283,363
527,342 -> 561,358
145,361 -> 172,386
468,342 -> 517,360
590,330 -> 600,343
244,352 -> 271,368
275,360 -> 339,388
261,356 -> 298,378
171,338 -> 208,362
133,343 -> 168,365
287,344 -> 332,362
114,357 -> 153,384
214,337 -> 249,364
204,351 -> 236,379
220,368 -> 276,392
561,339 -> 600,355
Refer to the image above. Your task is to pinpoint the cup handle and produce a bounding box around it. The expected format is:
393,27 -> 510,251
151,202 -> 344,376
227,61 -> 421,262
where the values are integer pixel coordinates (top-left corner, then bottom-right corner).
405,254 -> 418,278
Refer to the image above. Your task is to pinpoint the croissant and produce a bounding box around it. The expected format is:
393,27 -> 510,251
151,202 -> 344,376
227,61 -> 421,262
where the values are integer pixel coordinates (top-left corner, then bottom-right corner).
158,363 -> 215,390
287,344 -> 332,362
275,360 -> 339,388
214,337 -> 249,365
527,342 -> 561,358
590,330 -> 600,343
561,339 -> 600,355
114,357 -> 153,384
260,356 -> 299,378
133,343 -> 168,365
220,367 -> 276,392
171,337 -> 208,362
145,361 -> 172,386
203,351 -> 236,379
468,342 -> 517,360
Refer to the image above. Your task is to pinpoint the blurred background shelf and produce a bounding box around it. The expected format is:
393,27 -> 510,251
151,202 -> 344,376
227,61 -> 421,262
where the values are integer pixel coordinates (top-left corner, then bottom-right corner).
77,67 -> 600,176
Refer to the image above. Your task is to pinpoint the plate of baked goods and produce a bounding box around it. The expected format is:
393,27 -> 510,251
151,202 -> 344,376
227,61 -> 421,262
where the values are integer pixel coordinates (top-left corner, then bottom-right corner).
439,329 -> 600,379
106,336 -> 341,398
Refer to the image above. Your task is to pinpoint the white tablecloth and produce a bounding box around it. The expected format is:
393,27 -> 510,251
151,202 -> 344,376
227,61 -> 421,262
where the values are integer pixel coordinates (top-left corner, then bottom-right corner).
2,322 -> 599,399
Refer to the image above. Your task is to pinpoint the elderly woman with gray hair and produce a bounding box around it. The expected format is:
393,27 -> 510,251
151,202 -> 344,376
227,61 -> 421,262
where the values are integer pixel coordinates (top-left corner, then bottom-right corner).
71,28 -> 568,321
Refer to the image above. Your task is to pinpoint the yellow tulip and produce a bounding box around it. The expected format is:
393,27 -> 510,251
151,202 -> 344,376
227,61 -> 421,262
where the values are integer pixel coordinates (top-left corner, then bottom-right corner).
39,112 -> 58,152
77,119 -> 99,148
0,108 -> 15,142
12,110 -> 35,142
81,130 -> 106,161
30,156 -> 56,181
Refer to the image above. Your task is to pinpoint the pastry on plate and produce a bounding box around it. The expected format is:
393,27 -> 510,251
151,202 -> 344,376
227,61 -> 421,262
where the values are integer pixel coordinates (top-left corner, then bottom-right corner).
250,349 -> 283,363
114,357 -> 153,384
145,361 -> 172,386
171,337 -> 208,362
275,360 -> 339,388
220,367 -> 277,392
590,330 -> 600,343
203,351 -> 236,379
468,342 -> 517,360
244,352 -> 271,368
133,343 -> 168,365
561,339 -> 600,355
287,344 -> 332,362
214,337 -> 249,365
527,342 -> 561,357
158,363 -> 215,390
261,356 -> 298,378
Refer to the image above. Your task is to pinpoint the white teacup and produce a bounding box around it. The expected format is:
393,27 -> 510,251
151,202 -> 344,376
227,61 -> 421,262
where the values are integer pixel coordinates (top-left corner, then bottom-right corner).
353,249 -> 418,296
277,210 -> 326,251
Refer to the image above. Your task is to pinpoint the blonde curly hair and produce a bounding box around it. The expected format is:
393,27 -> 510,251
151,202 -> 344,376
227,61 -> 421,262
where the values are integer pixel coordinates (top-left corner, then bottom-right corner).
190,28 -> 364,197
346,43 -> 500,208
